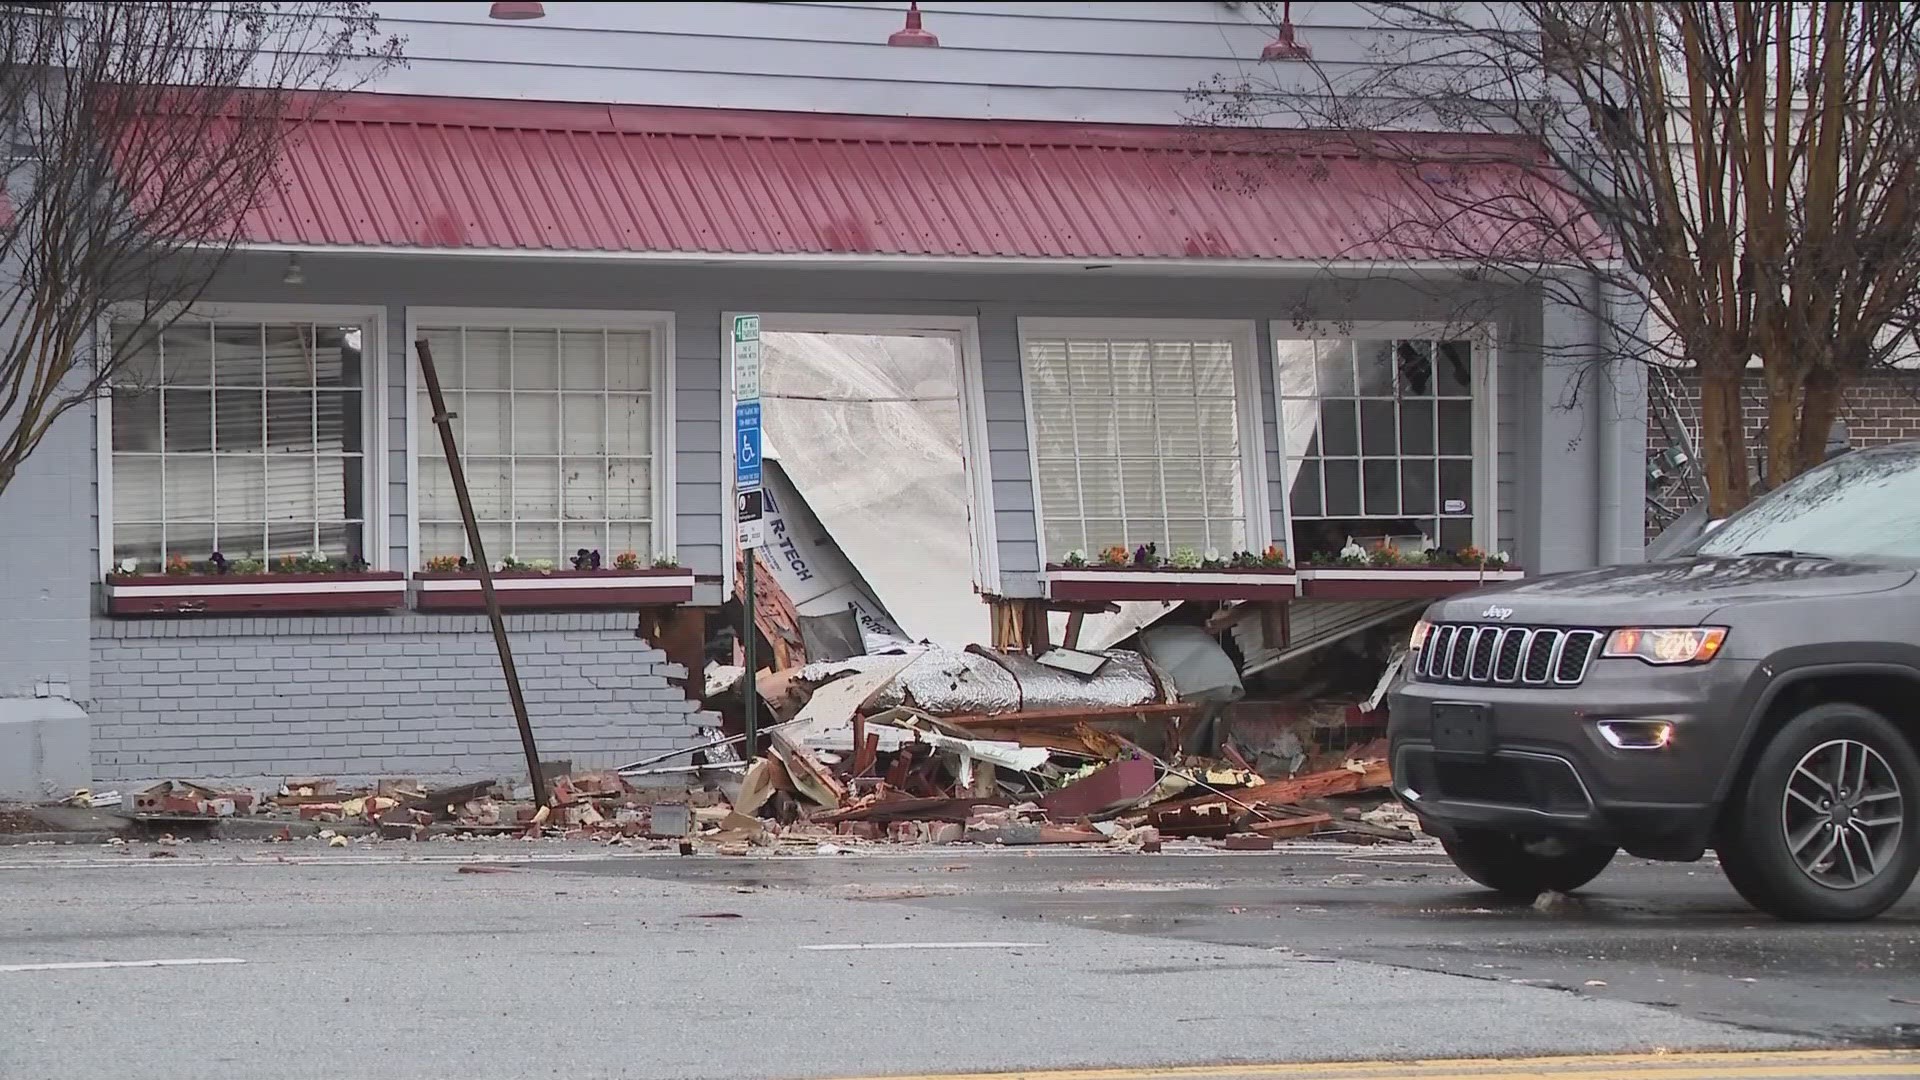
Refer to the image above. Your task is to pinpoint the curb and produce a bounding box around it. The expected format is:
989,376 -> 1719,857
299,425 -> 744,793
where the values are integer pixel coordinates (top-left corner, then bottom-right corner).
0,831 -> 121,846
210,818 -> 376,841
0,818 -> 381,845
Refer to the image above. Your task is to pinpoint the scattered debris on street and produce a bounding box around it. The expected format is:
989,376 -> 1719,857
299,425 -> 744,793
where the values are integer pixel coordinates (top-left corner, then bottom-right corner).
12,577 -> 1425,854
13,636 -> 1406,854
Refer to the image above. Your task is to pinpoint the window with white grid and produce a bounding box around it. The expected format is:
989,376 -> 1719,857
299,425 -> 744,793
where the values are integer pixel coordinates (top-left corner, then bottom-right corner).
108,317 -> 369,568
1275,336 -> 1481,558
1025,333 -> 1249,560
414,322 -> 661,566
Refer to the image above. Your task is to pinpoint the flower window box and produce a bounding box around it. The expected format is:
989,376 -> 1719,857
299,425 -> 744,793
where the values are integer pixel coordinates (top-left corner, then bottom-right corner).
413,567 -> 695,612
104,571 -> 406,616
1295,546 -> 1522,600
1041,546 -> 1297,603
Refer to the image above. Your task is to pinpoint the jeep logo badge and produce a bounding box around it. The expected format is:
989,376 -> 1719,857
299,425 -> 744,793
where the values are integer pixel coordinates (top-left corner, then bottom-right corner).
1481,604 -> 1515,620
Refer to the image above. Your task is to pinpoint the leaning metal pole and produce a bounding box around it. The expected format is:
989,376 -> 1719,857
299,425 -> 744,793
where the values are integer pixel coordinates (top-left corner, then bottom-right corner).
743,548 -> 758,756
414,338 -> 549,807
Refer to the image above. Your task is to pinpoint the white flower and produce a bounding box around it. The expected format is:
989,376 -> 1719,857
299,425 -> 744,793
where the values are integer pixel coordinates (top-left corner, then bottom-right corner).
1066,549 -> 1086,562
1203,548 -> 1221,562
116,557 -> 138,574
1340,536 -> 1366,560
530,558 -> 555,573
494,560 -> 510,573
1495,550 -> 1511,564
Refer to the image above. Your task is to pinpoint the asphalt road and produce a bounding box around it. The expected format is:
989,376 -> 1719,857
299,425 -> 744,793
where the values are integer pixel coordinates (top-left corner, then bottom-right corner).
0,840 -> 1915,1080
567,841 -> 1920,1047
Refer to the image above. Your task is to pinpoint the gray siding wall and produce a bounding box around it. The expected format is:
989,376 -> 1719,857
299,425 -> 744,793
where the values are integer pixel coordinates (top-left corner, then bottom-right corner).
979,306 -> 1036,576
195,253 -> 1558,600
89,613 -> 706,785
1512,286 -> 1648,574
0,408 -> 95,701
365,1 -> 1441,126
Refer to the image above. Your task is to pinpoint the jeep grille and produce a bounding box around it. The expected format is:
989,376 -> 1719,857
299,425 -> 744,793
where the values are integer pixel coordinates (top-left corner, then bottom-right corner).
1414,625 -> 1603,687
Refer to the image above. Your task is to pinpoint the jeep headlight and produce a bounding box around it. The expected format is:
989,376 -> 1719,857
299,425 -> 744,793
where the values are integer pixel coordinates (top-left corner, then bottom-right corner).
1602,627 -> 1727,665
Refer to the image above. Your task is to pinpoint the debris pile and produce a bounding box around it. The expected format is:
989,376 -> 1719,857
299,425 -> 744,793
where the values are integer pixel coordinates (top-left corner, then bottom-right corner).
96,642 -> 1403,852
116,772 -> 678,844
132,780 -> 256,818
616,643 -> 1404,852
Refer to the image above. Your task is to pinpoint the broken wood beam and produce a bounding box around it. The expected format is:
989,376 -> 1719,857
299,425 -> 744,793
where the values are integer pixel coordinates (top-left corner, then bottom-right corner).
939,703 -> 1196,729
1204,602 -> 1244,634
1327,817 -> 1418,843
1260,602 -> 1289,650
770,730 -> 848,808
1148,760 -> 1391,820
814,795 -> 1007,824
1245,811 -> 1334,839
852,730 -> 881,777
960,726 -> 1109,756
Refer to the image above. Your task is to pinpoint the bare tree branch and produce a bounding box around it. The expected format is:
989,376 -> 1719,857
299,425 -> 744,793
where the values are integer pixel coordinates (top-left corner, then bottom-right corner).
1190,1 -> 1920,517
0,2 -> 403,497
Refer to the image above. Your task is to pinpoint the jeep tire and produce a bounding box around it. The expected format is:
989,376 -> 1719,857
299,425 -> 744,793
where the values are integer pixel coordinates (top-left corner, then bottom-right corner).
1716,702 -> 1919,922
1441,829 -> 1618,898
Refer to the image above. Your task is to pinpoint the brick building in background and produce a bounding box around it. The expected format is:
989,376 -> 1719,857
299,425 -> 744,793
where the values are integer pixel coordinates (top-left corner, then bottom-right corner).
1646,367 -> 1920,539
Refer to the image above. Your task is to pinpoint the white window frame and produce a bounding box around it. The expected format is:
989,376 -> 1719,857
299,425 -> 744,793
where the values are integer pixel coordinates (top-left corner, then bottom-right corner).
1016,317 -> 1273,563
95,302 -> 391,575
722,311 -> 1000,598
1267,320 -> 1501,554
404,307 -> 676,573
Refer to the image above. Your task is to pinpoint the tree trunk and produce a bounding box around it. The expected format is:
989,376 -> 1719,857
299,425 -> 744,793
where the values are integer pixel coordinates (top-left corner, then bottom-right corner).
1698,365 -> 1751,518
1763,365 -> 1803,490
1794,367 -> 1844,475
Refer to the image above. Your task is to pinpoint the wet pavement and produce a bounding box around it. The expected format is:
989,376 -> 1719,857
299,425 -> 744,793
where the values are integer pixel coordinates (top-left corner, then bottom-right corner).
549,841 -> 1920,1047
0,841 -> 1819,1078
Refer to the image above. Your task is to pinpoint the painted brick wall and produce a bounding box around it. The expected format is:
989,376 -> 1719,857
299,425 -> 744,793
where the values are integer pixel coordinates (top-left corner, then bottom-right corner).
1646,367 -> 1920,536
87,613 -> 711,785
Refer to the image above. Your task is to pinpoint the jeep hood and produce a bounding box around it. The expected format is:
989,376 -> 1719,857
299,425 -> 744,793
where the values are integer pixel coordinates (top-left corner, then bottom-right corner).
1426,556 -> 1914,626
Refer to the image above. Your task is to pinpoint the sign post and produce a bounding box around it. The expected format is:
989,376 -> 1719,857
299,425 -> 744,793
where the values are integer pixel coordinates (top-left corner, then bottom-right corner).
731,315 -> 764,754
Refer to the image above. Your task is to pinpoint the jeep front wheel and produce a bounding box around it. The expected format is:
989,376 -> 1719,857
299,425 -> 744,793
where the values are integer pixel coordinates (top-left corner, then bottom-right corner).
1717,702 -> 1920,922
1441,829 -> 1617,898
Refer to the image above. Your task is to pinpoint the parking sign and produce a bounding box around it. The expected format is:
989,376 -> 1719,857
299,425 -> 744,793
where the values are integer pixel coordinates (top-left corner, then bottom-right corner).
732,315 -> 764,547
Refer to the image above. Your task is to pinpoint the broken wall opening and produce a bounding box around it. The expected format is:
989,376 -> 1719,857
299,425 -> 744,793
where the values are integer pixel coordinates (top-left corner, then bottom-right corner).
756,329 -> 990,650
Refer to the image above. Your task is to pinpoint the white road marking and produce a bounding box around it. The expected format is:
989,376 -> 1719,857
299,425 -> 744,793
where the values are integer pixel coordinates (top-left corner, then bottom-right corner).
0,957 -> 245,973
801,941 -> 1049,952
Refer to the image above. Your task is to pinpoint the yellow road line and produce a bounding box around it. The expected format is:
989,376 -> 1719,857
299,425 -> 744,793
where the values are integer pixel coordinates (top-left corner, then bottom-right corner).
820,1050 -> 1920,1080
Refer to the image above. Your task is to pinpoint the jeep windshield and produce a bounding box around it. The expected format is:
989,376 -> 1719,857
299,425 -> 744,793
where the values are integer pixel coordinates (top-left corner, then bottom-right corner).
1691,444 -> 1920,564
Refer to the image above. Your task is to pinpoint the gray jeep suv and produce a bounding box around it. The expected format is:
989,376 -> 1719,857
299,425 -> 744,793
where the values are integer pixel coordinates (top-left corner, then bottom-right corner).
1388,442 -> 1920,921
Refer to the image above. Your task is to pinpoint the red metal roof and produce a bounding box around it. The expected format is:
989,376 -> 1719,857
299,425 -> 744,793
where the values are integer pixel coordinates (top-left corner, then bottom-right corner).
234,93 -> 1594,263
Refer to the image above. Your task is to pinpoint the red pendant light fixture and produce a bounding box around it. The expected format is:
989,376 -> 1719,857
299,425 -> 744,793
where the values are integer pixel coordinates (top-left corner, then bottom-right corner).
888,2 -> 939,47
1260,1 -> 1311,61
489,1 -> 545,20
